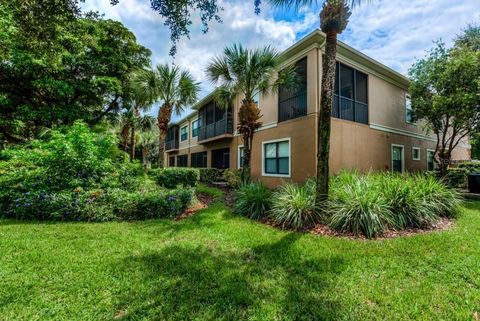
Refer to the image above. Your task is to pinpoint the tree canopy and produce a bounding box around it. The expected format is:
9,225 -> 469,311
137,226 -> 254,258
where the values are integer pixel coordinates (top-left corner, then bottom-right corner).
409,26 -> 480,174
0,0 -> 151,145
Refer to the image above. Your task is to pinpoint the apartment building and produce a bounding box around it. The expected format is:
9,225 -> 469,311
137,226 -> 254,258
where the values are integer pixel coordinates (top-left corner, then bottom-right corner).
164,29 -> 471,187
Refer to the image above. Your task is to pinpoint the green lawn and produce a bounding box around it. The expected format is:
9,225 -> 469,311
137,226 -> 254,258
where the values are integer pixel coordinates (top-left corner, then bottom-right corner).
1,199 -> 479,321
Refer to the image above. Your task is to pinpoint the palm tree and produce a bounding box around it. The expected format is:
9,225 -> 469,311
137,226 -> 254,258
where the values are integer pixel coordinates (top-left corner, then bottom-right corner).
267,0 -> 369,203
138,128 -> 158,168
206,44 -> 297,181
131,64 -> 200,167
131,113 -> 156,162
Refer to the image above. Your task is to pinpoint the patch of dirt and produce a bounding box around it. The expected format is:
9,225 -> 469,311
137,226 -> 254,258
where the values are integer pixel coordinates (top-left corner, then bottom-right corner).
114,308 -> 127,319
309,217 -> 455,240
175,201 -> 207,221
197,193 -> 215,206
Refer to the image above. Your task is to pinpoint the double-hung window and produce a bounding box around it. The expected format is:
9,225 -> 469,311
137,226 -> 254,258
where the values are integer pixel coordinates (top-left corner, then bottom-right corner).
263,139 -> 290,176
238,146 -> 244,169
180,126 -> 188,142
406,94 -> 415,124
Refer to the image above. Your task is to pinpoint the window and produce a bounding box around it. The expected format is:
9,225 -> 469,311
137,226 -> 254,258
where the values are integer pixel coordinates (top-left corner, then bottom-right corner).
238,146 -> 244,169
427,149 -> 435,171
333,62 -> 368,124
191,152 -> 207,168
412,147 -> 420,161
191,119 -> 200,138
177,154 -> 188,167
405,94 -> 414,124
391,144 -> 404,173
278,57 -> 307,122
212,148 -> 230,169
169,156 -> 175,167
180,126 -> 188,142
263,139 -> 290,176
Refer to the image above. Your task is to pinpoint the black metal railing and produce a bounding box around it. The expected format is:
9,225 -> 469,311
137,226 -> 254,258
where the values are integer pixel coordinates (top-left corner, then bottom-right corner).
165,139 -> 179,150
198,117 -> 233,141
333,95 -> 368,124
278,91 -> 307,122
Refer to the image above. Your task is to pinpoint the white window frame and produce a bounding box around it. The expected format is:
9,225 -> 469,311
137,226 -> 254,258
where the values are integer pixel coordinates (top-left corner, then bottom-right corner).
426,149 -> 436,171
237,145 -> 244,169
261,137 -> 291,178
180,125 -> 188,142
391,144 -> 405,173
191,118 -> 199,138
412,147 -> 421,161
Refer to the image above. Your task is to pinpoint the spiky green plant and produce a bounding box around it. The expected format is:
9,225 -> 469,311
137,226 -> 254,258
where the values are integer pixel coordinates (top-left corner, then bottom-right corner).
270,179 -> 320,230
232,181 -> 272,219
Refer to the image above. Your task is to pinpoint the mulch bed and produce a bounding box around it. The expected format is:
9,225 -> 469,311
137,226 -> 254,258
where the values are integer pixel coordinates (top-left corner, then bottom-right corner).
309,217 -> 454,240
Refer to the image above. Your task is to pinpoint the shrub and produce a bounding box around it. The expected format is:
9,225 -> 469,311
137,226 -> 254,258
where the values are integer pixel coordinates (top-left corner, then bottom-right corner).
270,179 -> 320,230
458,160 -> 480,172
232,182 -> 271,219
199,168 -> 223,183
153,167 -> 199,189
328,174 -> 393,238
443,168 -> 468,188
326,171 -> 462,238
222,169 -> 242,188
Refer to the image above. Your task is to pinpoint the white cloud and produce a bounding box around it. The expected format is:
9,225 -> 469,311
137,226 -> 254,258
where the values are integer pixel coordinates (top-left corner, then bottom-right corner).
81,0 -> 479,121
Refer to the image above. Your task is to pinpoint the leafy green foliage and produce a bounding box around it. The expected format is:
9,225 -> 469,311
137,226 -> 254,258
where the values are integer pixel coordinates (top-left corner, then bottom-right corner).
0,1 -> 151,145
222,169 -> 242,188
408,31 -> 480,175
0,122 -> 192,220
153,168 -> 200,189
232,182 -> 272,219
199,168 -> 224,183
270,179 -> 320,230
327,171 -> 461,238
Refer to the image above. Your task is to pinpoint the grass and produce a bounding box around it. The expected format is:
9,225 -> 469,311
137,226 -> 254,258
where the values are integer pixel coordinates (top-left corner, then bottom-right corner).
0,198 -> 479,320
196,183 -> 225,198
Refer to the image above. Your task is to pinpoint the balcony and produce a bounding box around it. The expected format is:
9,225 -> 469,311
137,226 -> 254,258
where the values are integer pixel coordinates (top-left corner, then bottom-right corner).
165,125 -> 179,151
165,139 -> 179,151
198,118 -> 234,142
197,100 -> 234,143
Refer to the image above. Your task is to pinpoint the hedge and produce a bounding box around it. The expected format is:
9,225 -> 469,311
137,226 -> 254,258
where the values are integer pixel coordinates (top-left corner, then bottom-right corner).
153,168 -> 200,188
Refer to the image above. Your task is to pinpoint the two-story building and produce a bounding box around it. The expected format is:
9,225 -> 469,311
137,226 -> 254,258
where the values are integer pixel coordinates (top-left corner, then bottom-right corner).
164,29 -> 471,187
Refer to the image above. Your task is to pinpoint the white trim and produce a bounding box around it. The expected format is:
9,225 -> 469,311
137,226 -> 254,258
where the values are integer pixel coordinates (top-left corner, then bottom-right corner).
426,149 -> 436,171
279,43 -> 321,69
237,145 -> 244,169
412,147 -> 421,161
391,144 -> 405,173
261,137 -> 291,178
370,123 -> 436,142
180,125 -> 188,142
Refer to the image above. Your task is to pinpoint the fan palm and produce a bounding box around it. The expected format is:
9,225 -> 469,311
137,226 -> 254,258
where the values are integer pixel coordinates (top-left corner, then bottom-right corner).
138,128 -> 158,168
130,64 -> 200,167
206,44 -> 297,181
267,0 -> 370,204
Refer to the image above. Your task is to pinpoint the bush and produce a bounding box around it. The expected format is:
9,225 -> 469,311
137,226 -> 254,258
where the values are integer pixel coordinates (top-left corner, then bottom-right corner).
153,167 -> 199,189
270,179 -> 320,230
326,171 -> 461,238
443,168 -> 469,188
328,174 -> 394,238
458,160 -> 480,172
232,182 -> 271,219
222,169 -> 242,188
199,168 -> 223,183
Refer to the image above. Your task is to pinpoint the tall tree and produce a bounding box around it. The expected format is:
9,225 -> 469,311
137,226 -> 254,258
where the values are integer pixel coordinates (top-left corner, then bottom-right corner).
409,40 -> 480,176
131,64 -> 200,167
0,1 -> 151,145
261,0 -> 369,203
206,44 -> 297,181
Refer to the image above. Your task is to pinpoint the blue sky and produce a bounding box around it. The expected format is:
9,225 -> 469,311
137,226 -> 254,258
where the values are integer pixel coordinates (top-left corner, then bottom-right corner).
82,0 -> 479,121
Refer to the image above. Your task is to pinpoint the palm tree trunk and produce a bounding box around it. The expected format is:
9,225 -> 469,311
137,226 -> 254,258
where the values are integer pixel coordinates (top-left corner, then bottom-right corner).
130,125 -> 136,161
238,98 -> 262,182
142,146 -> 149,168
157,104 -> 172,168
316,30 -> 338,204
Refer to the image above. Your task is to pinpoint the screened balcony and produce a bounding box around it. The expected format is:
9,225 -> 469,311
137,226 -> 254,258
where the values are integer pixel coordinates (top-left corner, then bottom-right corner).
197,100 -> 234,143
165,125 -> 179,151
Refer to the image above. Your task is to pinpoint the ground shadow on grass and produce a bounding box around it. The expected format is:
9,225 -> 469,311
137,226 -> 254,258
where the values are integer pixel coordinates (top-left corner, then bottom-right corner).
115,233 -> 345,321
